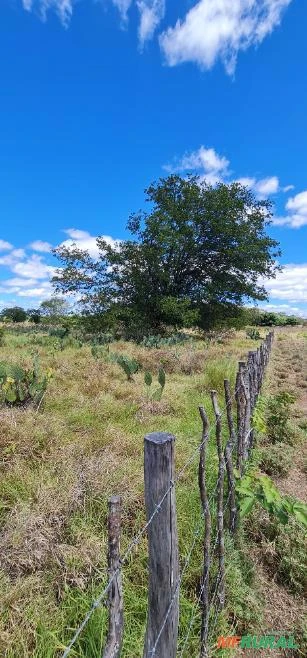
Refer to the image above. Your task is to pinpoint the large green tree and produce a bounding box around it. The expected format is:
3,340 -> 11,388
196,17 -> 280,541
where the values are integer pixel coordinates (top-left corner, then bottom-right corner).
53,176 -> 281,335
0,306 -> 27,323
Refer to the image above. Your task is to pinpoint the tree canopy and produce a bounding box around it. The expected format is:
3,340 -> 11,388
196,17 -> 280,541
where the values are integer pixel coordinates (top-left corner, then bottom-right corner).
0,306 -> 27,323
53,175 -> 281,336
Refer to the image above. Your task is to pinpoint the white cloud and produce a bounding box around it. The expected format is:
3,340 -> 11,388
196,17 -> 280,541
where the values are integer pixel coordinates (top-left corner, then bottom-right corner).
272,190 -> 307,228
261,264 -> 307,303
22,0 -> 73,27
165,145 -> 230,185
165,145 -> 292,197
137,0 -> 165,46
20,0 -> 292,68
61,228 -> 117,259
259,302 -> 307,318
237,175 -> 280,196
111,0 -> 133,24
22,0 -> 162,44
160,0 -> 292,74
30,240 -> 53,253
0,239 -> 13,251
11,254 -> 56,280
0,249 -> 26,267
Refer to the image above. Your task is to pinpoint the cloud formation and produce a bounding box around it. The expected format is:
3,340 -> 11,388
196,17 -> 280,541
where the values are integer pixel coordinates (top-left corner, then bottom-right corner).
261,264 -> 307,303
160,0 -> 292,73
165,146 -> 230,185
20,0 -> 292,71
30,240 -> 53,253
60,228 -> 117,259
164,145 -> 293,199
273,190 -> 307,228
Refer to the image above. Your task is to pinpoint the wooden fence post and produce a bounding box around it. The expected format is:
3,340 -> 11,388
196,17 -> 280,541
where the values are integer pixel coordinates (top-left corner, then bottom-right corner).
103,496 -> 124,658
223,380 -> 237,533
239,361 -> 251,461
143,432 -> 179,658
198,407 -> 211,657
211,391 -> 225,610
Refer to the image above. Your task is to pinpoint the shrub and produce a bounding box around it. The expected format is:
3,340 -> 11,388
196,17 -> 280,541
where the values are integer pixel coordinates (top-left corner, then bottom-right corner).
0,357 -> 52,406
246,327 -> 261,340
92,332 -> 114,345
49,327 -> 69,339
266,392 -> 296,443
259,442 -> 294,477
253,392 -> 296,443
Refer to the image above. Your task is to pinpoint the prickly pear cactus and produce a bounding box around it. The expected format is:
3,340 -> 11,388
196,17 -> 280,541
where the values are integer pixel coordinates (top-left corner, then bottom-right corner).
0,358 -> 52,407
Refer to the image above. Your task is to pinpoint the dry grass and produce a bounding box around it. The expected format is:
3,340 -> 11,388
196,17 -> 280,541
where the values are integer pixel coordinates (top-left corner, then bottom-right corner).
0,327 -> 299,657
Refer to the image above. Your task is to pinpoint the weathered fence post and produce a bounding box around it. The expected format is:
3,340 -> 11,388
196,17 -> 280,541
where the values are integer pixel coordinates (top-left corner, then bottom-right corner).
239,361 -> 251,461
143,433 -> 179,658
103,496 -> 124,658
198,407 -> 211,657
223,380 -> 237,533
211,391 -> 225,610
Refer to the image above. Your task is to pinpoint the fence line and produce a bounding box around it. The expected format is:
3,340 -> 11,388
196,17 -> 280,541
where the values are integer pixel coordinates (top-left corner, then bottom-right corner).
61,331 -> 274,658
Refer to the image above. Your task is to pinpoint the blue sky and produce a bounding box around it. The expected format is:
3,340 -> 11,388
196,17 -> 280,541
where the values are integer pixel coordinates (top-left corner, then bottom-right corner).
0,0 -> 306,317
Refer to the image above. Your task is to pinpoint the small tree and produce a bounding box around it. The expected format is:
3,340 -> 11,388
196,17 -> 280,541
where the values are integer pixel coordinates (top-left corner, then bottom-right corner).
27,309 -> 41,324
0,307 -> 27,323
40,297 -> 70,321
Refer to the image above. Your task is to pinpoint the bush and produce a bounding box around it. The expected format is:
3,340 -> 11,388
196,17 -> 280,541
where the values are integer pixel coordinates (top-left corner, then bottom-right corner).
253,392 -> 296,443
49,327 -> 69,339
246,327 -> 261,340
259,442 -> 294,476
0,357 -> 52,406
266,392 -> 296,443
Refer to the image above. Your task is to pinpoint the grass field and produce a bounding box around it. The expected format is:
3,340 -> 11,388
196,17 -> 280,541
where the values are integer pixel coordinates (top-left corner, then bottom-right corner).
0,326 -> 305,657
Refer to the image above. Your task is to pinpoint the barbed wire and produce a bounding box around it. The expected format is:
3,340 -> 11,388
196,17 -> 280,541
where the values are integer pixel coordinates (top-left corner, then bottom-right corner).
60,345 -> 273,658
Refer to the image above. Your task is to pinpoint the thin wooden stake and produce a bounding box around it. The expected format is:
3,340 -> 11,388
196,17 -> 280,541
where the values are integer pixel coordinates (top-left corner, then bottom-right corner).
223,380 -> 237,533
210,391 -> 225,610
198,406 -> 211,658
103,496 -> 124,658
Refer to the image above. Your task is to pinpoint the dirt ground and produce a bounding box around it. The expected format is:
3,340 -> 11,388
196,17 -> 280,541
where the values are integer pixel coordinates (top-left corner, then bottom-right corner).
236,328 -> 307,658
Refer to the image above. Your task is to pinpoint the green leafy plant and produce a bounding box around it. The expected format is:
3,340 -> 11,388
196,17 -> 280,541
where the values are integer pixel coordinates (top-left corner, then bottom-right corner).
144,367 -> 166,400
236,470 -> 307,528
49,327 -> 69,339
0,357 -> 52,407
246,327 -> 261,340
253,391 -> 296,443
259,442 -> 294,477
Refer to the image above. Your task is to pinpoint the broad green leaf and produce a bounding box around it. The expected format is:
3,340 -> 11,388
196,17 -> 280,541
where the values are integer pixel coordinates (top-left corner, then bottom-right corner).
239,496 -> 256,517
292,502 -> 307,528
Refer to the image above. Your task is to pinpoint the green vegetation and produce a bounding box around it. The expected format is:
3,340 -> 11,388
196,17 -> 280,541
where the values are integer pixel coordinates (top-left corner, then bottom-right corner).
0,325 -> 305,657
0,357 -> 52,406
53,175 -> 280,338
144,367 -> 166,400
253,391 -> 296,443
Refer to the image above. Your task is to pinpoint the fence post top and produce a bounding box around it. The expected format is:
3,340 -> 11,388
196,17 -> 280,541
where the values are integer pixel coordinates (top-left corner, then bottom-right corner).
108,495 -> 121,505
144,432 -> 176,445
